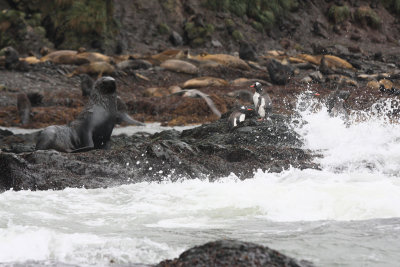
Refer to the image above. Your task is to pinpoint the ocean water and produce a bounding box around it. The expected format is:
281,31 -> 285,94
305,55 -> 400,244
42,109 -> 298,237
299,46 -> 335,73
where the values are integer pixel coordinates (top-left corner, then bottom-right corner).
1,96 -> 400,266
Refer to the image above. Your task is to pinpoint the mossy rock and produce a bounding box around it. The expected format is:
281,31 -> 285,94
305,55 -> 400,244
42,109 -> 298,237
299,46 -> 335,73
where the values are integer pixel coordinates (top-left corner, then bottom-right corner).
184,21 -> 214,46
381,0 -> 400,15
328,5 -> 351,24
257,10 -> 275,30
205,0 -> 297,30
251,21 -> 264,32
354,6 -> 381,29
0,9 -> 25,24
157,23 -> 170,35
26,13 -> 41,27
232,30 -> 244,42
192,37 -> 205,47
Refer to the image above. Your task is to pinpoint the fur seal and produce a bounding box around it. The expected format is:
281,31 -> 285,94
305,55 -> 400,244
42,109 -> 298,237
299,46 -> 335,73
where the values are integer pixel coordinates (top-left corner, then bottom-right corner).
182,77 -> 228,89
80,74 -> 94,97
36,76 -> 143,152
17,93 -> 32,125
67,61 -> 115,77
251,82 -> 273,120
160,59 -> 198,74
2,46 -> 28,71
228,106 -> 256,129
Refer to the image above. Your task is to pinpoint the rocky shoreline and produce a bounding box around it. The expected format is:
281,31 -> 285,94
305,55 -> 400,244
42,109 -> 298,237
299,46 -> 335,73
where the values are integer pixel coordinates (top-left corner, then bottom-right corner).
1,1 -> 400,266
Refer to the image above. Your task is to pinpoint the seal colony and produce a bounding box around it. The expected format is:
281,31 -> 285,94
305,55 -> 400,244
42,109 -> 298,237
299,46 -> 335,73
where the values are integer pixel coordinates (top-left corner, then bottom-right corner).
36,76 -> 144,152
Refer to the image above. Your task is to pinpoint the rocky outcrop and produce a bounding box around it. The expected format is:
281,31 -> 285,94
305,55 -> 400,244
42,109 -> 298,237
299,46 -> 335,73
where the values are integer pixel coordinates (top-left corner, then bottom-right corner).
157,239 -> 314,267
0,112 -> 318,191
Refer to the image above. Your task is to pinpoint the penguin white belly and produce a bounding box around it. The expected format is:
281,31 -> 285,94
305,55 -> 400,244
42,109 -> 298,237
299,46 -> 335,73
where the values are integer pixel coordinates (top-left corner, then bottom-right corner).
258,97 -> 266,118
239,113 -> 246,122
253,92 -> 260,108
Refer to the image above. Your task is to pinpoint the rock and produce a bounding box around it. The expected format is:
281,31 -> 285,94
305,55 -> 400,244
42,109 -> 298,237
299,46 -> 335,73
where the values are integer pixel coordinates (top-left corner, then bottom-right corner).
312,20 -> 329,39
266,59 -> 294,85
309,71 -> 325,83
160,59 -> 198,74
169,31 -> 183,46
300,76 -> 313,84
0,114 -> 317,191
211,39 -> 222,48
157,240 -> 314,267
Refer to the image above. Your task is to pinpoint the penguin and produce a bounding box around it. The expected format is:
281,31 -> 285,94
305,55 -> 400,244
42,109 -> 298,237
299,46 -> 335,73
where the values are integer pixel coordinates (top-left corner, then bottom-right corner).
228,106 -> 255,129
250,82 -> 272,121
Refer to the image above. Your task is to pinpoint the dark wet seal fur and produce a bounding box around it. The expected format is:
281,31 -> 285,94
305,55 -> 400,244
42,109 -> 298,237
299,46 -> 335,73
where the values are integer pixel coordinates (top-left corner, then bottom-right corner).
35,76 -> 140,152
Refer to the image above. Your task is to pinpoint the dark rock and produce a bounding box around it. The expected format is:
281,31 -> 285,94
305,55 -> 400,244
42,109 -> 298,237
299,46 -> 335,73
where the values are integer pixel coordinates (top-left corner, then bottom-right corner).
0,113 -> 318,191
27,92 -> 43,106
312,20 -> 328,39
266,59 -> 294,85
309,71 -> 325,83
169,31 -> 183,46
157,240 -> 314,267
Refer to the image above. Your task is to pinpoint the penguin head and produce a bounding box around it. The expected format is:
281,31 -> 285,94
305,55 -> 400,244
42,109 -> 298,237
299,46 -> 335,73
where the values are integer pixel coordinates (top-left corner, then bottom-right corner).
250,82 -> 263,93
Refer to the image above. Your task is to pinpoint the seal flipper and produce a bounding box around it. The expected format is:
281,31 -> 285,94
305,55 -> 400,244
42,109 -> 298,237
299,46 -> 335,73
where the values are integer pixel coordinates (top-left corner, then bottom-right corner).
116,112 -> 145,126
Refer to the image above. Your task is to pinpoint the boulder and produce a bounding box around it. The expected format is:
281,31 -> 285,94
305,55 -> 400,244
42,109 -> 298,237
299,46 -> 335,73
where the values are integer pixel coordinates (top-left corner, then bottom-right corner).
157,240 -> 313,267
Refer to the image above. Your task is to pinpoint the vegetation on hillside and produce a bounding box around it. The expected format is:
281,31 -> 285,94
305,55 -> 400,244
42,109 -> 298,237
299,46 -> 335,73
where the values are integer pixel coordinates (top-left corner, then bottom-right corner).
205,0 -> 299,31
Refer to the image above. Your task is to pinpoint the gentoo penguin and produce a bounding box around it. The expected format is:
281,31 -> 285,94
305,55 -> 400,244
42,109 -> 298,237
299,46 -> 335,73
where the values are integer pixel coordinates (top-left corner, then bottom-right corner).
228,106 -> 255,129
250,82 -> 272,120
171,89 -> 221,118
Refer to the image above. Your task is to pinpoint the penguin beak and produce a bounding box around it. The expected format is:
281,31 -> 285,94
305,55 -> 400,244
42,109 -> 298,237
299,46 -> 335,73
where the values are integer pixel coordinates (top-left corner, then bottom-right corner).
247,108 -> 253,111
315,93 -> 320,96
250,85 -> 255,88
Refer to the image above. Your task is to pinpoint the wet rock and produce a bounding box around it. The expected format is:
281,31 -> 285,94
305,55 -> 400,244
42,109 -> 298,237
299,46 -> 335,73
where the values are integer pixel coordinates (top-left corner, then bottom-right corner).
169,31 -> 183,46
0,113 -> 318,191
157,239 -> 314,267
309,71 -> 325,83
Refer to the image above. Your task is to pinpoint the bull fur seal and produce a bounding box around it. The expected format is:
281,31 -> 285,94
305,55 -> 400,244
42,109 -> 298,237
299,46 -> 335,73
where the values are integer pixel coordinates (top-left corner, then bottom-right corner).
36,76 -> 144,152
251,82 -> 273,120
